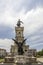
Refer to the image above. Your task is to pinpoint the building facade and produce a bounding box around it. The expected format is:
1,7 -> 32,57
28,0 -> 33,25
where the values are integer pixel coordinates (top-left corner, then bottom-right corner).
0,48 -> 6,58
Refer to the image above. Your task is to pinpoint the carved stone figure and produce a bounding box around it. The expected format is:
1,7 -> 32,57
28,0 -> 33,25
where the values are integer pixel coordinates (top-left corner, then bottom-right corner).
12,39 -> 27,55
17,19 -> 23,27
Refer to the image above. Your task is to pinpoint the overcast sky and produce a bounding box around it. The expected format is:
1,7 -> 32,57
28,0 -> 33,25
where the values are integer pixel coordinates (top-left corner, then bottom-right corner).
0,0 -> 43,52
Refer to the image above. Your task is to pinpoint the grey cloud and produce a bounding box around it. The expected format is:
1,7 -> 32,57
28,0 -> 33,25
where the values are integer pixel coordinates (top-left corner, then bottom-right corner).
26,26 -> 43,51
0,25 -> 14,39
22,0 -> 43,12
13,0 -> 43,12
30,44 -> 43,51
0,0 -> 43,13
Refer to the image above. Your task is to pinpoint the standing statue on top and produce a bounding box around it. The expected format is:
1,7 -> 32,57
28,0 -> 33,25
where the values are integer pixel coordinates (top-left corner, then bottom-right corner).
17,19 -> 23,27
12,38 -> 27,55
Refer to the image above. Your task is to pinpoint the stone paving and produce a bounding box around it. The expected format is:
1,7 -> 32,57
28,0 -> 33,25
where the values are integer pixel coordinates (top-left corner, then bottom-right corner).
37,58 -> 43,63
0,62 -> 43,65
0,58 -> 43,65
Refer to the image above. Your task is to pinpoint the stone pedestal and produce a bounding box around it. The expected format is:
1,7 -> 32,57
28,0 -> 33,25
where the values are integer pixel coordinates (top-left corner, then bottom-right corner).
14,55 -> 37,64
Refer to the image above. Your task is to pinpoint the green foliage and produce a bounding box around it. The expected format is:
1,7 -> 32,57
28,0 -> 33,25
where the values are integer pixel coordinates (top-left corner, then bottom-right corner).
37,49 -> 43,56
0,59 -> 4,62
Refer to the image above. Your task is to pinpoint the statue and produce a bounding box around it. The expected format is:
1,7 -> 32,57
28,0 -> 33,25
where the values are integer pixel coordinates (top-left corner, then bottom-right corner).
12,39 -> 27,55
17,19 -> 23,27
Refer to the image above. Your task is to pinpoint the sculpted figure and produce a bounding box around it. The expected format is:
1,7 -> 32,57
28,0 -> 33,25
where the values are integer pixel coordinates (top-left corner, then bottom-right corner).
12,39 -> 27,55
17,19 -> 23,27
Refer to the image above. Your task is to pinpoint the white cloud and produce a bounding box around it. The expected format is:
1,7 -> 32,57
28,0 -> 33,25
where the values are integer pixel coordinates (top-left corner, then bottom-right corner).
0,7 -> 43,32
0,39 -> 14,52
30,43 -> 43,47
23,7 -> 43,35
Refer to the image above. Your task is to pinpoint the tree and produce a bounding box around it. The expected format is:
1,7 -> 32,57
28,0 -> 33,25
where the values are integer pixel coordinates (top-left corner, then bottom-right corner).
37,49 -> 43,56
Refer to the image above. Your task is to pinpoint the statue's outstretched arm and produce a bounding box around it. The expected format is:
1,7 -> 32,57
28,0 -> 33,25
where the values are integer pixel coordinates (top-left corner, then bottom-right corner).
21,39 -> 27,46
20,20 -> 23,25
12,39 -> 19,45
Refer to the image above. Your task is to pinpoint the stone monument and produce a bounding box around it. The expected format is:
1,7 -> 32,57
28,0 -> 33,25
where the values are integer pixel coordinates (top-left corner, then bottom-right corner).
5,19 -> 37,64
11,19 -> 29,56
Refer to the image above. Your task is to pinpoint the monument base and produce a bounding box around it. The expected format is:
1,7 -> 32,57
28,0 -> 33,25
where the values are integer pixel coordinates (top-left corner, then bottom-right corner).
4,56 -> 14,63
4,55 -> 37,63
14,55 -> 37,63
